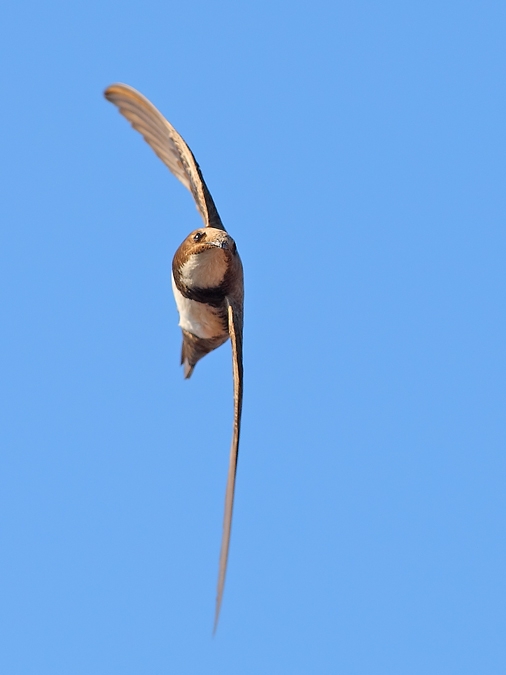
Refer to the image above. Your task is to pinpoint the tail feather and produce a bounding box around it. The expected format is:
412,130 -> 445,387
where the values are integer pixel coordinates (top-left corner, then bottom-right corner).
182,358 -> 195,379
180,329 -> 228,378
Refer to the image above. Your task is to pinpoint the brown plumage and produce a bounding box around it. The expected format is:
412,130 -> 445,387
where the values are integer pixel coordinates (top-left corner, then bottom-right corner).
104,83 -> 244,631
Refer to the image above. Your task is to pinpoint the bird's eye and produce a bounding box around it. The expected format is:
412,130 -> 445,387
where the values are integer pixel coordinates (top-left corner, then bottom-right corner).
193,231 -> 206,242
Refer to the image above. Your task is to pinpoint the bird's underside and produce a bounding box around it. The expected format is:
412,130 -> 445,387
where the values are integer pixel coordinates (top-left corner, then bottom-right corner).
104,83 -> 244,632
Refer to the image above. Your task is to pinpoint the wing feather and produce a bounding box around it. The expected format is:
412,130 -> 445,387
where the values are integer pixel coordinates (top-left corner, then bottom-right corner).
213,299 -> 244,632
104,83 -> 224,230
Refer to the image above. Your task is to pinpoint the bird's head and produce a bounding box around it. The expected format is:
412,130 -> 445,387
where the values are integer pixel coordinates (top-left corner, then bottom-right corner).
173,228 -> 240,290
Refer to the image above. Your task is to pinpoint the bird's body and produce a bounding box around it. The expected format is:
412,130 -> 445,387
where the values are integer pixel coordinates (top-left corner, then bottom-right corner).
104,84 -> 244,630
171,228 -> 243,378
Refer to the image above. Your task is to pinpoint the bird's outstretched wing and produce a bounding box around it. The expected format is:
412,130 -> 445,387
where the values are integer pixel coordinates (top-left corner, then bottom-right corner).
214,298 -> 244,632
104,83 -> 224,230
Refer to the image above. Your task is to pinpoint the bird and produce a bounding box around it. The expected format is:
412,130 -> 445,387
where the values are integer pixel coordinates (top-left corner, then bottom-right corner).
104,83 -> 244,631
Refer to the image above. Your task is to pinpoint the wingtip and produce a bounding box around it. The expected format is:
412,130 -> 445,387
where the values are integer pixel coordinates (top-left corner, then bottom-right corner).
103,82 -> 137,102
103,82 -> 121,100
213,599 -> 222,635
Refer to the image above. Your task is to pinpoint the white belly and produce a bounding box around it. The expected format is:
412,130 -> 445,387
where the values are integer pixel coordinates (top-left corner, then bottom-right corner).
171,274 -> 227,340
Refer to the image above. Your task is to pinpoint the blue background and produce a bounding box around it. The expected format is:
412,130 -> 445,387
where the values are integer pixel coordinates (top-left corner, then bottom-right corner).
1,1 -> 505,672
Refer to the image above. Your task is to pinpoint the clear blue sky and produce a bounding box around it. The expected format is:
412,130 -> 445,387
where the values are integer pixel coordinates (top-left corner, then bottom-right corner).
1,1 -> 505,672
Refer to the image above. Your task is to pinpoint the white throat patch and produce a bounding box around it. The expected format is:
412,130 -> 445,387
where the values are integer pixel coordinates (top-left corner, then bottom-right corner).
180,248 -> 227,289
